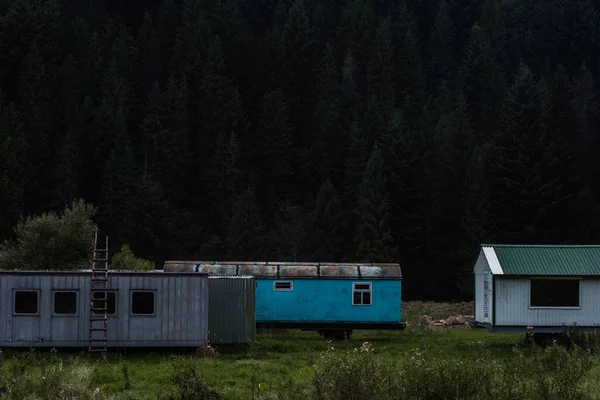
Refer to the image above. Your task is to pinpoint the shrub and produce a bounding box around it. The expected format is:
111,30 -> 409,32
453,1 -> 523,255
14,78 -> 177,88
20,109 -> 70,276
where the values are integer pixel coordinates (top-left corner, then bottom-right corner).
313,342 -> 397,400
169,357 -> 222,400
110,244 -> 154,271
0,199 -> 97,270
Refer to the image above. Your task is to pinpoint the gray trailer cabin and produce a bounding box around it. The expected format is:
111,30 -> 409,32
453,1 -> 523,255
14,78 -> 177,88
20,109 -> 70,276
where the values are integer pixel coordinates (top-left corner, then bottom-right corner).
474,244 -> 600,334
208,276 -> 256,344
0,270 -> 209,348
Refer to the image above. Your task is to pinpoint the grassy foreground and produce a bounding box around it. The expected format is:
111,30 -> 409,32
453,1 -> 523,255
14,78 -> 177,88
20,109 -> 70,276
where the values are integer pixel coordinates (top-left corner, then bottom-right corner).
0,302 -> 599,399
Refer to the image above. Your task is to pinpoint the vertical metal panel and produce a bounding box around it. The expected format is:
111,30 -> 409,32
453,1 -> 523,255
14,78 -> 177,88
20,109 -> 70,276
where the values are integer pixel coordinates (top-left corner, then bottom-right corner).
0,271 -> 209,347
474,251 -> 490,323
208,276 -> 256,344
494,278 -> 600,327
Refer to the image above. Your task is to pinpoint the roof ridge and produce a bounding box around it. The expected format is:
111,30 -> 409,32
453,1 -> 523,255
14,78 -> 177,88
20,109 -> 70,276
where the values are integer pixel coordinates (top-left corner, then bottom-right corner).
482,244 -> 600,248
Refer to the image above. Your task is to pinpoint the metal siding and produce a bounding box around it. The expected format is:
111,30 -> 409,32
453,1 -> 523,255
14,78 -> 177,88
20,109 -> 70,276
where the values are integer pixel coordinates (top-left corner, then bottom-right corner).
255,279 -> 402,324
0,272 -> 209,347
494,277 -> 600,327
474,251 -> 493,323
488,245 -> 600,275
208,276 -> 256,344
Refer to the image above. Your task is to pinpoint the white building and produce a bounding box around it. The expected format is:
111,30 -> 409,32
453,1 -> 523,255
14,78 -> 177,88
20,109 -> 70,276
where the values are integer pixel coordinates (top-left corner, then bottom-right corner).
473,244 -> 600,333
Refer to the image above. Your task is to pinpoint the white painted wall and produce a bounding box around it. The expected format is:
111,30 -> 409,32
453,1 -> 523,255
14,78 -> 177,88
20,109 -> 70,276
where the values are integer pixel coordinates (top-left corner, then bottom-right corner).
495,277 -> 600,327
474,251 -> 493,324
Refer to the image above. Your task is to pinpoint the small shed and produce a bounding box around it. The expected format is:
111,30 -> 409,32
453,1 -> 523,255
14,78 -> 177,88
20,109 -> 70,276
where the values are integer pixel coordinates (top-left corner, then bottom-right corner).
164,261 -> 404,338
208,276 -> 256,344
0,270 -> 209,347
473,244 -> 600,333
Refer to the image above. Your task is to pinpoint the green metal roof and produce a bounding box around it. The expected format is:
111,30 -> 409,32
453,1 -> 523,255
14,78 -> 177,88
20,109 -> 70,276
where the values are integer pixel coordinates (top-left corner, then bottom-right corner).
481,244 -> 600,276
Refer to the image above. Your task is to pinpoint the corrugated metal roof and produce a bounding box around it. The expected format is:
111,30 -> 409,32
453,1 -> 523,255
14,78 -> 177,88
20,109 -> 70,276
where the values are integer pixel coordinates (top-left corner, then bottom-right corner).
481,244 -> 600,276
163,261 -> 402,279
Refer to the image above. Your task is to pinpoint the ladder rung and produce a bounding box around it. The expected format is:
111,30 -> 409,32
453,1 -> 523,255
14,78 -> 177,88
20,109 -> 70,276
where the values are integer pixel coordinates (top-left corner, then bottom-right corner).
92,278 -> 107,281
90,328 -> 107,332
91,308 -> 108,311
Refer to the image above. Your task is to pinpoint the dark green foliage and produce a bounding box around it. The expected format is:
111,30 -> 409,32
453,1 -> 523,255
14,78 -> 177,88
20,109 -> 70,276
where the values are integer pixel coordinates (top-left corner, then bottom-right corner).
0,199 -> 97,270
354,143 -> 397,262
310,177 -> 345,261
0,0 -> 599,300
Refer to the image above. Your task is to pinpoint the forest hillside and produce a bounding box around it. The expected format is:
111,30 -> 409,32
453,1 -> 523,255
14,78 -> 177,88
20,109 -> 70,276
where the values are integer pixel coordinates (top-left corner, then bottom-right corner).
0,0 -> 598,301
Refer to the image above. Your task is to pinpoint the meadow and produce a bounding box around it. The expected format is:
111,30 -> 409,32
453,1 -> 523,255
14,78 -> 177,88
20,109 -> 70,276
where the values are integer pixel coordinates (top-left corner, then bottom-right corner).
1,302 -> 600,399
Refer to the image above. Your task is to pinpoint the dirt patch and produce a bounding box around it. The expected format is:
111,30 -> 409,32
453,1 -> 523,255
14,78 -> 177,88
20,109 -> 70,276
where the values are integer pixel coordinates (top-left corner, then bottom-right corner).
402,301 -> 474,327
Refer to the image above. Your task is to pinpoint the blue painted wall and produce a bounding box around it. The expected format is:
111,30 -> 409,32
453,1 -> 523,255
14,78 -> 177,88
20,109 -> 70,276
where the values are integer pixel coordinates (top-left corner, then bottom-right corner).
255,279 -> 402,324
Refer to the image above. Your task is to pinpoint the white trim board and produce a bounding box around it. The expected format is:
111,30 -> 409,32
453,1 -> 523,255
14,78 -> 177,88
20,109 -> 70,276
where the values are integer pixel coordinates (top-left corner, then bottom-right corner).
482,247 -> 504,275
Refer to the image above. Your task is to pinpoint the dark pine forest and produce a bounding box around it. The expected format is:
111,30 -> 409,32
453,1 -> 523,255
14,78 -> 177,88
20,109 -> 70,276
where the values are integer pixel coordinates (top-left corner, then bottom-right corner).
0,0 -> 599,301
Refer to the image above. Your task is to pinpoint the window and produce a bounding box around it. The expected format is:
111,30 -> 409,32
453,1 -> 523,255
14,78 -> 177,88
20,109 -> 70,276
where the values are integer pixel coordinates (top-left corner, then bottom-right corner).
353,282 -> 372,305
273,281 -> 293,291
131,291 -> 155,315
530,278 -> 580,308
14,290 -> 39,314
92,291 -> 116,315
54,291 -> 77,315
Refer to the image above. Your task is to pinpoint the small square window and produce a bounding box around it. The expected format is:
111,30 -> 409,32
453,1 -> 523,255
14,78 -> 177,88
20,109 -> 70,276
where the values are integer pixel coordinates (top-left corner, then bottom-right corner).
54,291 -> 77,314
14,291 -> 39,314
92,291 -> 116,315
131,291 -> 155,315
352,282 -> 372,306
273,281 -> 293,291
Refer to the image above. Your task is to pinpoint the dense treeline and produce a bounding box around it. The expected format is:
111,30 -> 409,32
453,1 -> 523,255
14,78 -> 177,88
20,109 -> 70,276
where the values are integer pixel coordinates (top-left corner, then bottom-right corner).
0,0 -> 599,301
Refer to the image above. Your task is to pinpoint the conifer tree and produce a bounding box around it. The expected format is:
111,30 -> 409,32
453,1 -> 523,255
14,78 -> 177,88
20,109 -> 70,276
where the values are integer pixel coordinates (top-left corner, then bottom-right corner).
311,177 -> 344,261
354,142 -> 397,262
225,186 -> 265,260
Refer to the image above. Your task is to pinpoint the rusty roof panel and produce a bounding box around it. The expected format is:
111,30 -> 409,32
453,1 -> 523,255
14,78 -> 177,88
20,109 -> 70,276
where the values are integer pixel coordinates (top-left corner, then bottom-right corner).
320,265 -> 360,278
239,264 -> 278,277
360,265 -> 402,279
162,262 -> 196,272
279,265 -> 318,277
196,264 -> 239,275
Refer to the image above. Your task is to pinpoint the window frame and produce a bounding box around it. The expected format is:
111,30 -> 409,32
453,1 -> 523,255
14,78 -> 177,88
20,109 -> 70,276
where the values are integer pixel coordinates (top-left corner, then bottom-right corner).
352,282 -> 373,306
52,290 -> 79,316
273,280 -> 293,292
13,289 -> 40,316
130,290 -> 156,316
91,290 -> 118,316
528,277 -> 582,309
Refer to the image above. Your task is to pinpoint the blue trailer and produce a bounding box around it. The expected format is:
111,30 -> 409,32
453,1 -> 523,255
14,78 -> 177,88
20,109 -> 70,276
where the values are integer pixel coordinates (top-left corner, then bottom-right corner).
163,261 -> 405,339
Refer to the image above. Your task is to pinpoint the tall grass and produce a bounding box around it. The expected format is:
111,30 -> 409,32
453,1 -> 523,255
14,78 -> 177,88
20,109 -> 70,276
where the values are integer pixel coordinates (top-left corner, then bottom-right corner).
1,330 -> 600,399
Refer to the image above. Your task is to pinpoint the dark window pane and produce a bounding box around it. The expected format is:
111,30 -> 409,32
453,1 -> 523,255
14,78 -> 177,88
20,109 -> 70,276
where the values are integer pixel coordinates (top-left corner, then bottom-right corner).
530,279 -> 579,307
355,284 -> 370,291
54,292 -> 77,314
362,292 -> 371,305
131,292 -> 154,315
92,292 -> 116,315
353,292 -> 362,305
15,291 -> 38,314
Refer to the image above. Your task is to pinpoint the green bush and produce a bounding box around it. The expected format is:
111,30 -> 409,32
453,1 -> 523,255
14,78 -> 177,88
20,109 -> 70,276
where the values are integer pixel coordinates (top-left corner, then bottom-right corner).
0,199 -> 97,270
313,342 -> 397,400
110,244 -> 155,271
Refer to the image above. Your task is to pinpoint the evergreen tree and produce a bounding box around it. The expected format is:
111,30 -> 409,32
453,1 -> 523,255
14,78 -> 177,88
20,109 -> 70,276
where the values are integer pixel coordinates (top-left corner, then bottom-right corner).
311,177 -> 344,261
255,88 -> 293,208
225,186 -> 265,260
354,142 -> 397,262
488,64 -> 569,243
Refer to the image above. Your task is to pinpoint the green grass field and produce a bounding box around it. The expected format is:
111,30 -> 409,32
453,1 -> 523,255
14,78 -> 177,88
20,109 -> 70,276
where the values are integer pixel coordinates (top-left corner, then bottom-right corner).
1,302 -> 599,399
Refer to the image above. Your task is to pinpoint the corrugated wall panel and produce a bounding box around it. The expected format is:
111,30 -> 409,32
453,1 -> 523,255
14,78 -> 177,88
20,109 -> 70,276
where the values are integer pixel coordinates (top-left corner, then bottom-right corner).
0,272 -> 209,347
495,278 -> 600,327
208,276 -> 256,344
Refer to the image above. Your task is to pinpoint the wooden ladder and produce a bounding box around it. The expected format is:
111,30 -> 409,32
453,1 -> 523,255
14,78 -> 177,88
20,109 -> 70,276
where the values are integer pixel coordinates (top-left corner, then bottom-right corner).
88,230 -> 109,359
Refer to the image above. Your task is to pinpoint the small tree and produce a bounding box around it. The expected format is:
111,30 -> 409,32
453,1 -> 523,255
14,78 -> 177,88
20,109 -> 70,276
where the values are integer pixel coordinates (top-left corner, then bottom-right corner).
0,199 -> 97,270
110,244 -> 155,271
